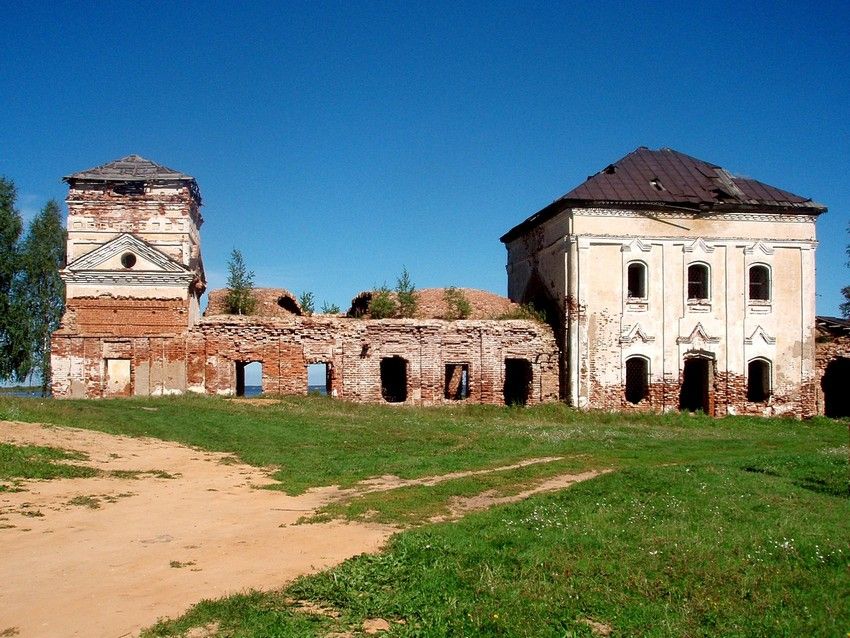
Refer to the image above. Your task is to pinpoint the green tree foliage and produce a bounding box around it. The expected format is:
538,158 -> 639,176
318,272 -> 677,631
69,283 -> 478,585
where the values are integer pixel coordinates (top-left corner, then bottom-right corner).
842,223 -> 850,318
395,266 -> 418,318
443,286 -> 472,320
225,249 -> 257,315
298,291 -> 315,316
368,285 -> 397,319
321,301 -> 341,314
0,177 -> 28,382
16,201 -> 66,394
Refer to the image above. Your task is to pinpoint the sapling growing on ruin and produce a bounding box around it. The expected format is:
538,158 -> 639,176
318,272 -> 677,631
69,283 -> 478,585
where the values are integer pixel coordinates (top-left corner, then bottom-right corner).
368,285 -> 397,319
225,249 -> 257,315
395,266 -> 418,318
298,291 -> 315,316
443,286 -> 471,320
321,301 -> 341,314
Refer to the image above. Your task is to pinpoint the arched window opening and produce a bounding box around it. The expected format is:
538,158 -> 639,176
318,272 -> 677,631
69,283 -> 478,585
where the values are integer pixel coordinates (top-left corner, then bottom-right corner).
624,356 -> 649,404
687,264 -> 709,301
749,265 -> 770,301
747,359 -> 771,402
627,262 -> 647,299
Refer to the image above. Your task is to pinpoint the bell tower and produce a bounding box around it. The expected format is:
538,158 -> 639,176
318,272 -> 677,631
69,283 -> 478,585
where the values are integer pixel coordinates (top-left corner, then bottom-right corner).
61,155 -> 206,326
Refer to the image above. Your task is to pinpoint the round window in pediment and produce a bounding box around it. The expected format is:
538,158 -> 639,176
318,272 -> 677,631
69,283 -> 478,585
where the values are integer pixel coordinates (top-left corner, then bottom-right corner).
120,253 -> 137,269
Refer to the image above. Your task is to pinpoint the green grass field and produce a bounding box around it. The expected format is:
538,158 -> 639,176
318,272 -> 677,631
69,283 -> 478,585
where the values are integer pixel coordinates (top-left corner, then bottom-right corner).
1,395 -> 847,636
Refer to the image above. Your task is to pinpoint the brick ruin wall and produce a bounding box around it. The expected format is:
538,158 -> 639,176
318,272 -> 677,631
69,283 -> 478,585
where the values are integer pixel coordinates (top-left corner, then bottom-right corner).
52,315 -> 560,406
814,329 -> 850,416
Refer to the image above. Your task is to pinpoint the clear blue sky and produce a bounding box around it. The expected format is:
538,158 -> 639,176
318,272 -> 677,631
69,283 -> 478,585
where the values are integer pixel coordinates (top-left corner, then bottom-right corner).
2,1 -> 848,318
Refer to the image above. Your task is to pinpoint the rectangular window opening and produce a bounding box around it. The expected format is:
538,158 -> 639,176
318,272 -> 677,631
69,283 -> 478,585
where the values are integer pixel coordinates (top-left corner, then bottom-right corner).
504,358 -> 532,406
380,356 -> 408,403
308,362 -> 333,396
444,364 -> 470,400
235,361 -> 263,397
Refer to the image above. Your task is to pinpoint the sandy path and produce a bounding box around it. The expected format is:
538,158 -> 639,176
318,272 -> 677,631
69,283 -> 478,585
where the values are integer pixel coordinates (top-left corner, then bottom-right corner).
0,421 -> 395,638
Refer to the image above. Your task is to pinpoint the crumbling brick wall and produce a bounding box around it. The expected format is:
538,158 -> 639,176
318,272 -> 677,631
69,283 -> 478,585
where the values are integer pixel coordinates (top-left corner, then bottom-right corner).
191,316 -> 559,405
814,327 -> 850,416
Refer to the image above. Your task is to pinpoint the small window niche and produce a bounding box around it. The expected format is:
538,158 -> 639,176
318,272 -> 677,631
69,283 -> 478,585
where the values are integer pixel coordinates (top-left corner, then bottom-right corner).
748,265 -> 770,302
380,356 -> 407,403
747,359 -> 771,402
444,364 -> 470,400
624,356 -> 649,404
627,262 -> 647,299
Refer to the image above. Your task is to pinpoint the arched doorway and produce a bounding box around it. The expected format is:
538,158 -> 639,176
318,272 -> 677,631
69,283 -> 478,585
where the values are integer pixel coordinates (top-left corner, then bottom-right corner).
822,357 -> 850,418
679,354 -> 714,414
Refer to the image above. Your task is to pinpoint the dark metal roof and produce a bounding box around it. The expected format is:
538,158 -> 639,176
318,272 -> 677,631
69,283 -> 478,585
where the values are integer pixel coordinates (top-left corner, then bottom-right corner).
63,155 -> 195,183
501,147 -> 827,243
817,316 -> 850,334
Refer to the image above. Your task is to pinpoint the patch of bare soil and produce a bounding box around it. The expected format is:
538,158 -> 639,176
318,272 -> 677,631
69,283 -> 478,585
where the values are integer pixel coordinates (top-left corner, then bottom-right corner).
336,456 -> 566,494
434,470 -> 607,521
0,421 -> 393,638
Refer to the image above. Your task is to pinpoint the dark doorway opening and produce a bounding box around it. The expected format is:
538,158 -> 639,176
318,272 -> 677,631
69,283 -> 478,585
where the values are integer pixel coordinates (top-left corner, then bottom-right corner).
822,357 -> 850,418
747,359 -> 771,402
625,357 -> 649,404
235,361 -> 262,397
504,358 -> 532,406
308,362 -> 333,396
380,356 -> 407,403
679,357 -> 712,413
444,364 -> 470,400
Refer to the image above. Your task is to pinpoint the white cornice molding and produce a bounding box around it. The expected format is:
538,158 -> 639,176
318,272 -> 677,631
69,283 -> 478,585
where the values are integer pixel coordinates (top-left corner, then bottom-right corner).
60,270 -> 194,286
574,207 -> 817,223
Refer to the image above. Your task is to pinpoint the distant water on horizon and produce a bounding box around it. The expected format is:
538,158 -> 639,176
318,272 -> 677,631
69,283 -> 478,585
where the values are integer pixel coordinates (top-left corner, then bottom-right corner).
244,385 -> 328,397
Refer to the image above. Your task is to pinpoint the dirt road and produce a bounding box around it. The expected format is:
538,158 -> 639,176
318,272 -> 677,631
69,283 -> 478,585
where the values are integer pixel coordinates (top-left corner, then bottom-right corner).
0,421 -> 394,638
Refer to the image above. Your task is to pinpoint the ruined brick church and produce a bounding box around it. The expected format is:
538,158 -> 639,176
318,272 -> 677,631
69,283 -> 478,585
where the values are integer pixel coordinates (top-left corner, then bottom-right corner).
50,149 -> 848,417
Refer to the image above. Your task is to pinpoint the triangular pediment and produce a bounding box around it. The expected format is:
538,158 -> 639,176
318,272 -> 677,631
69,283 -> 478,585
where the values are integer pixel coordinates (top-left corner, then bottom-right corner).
66,234 -> 188,273
621,238 -> 652,253
684,237 -> 715,254
620,323 -> 655,344
676,322 -> 720,345
744,241 -> 775,256
744,325 -> 776,345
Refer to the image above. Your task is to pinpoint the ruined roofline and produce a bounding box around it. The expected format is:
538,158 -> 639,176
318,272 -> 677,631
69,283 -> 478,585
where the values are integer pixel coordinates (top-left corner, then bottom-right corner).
63,154 -> 202,204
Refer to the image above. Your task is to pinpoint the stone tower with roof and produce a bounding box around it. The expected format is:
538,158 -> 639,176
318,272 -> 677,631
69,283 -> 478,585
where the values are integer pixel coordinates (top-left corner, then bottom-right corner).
501,147 -> 826,417
52,155 -> 206,397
